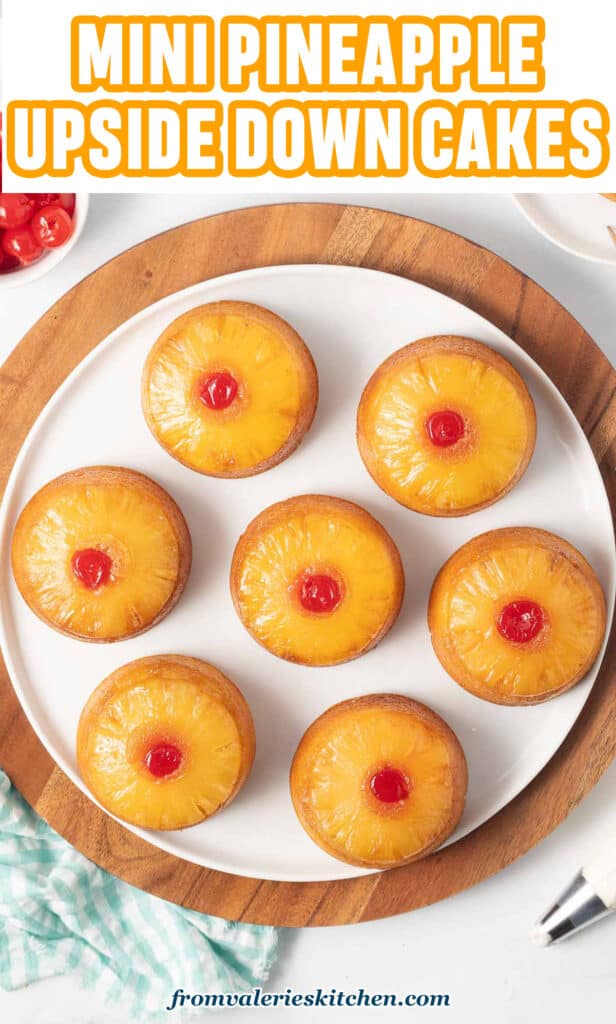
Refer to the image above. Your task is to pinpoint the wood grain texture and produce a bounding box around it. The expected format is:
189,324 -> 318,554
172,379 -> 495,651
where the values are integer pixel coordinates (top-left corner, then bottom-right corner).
1,203 -> 615,927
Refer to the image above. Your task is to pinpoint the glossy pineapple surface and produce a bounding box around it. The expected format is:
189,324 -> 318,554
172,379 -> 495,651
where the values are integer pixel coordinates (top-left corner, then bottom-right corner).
77,655 -> 255,830
143,301 -> 318,477
11,468 -> 190,642
429,528 -> 606,704
291,695 -> 467,868
231,496 -> 404,666
357,337 -> 535,516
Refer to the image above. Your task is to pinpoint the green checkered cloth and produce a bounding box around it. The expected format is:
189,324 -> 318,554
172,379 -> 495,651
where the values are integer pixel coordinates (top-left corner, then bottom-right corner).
0,771 -> 278,1016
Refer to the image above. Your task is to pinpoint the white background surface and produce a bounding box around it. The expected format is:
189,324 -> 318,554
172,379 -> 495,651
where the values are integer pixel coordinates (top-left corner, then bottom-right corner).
1,192 -> 616,1021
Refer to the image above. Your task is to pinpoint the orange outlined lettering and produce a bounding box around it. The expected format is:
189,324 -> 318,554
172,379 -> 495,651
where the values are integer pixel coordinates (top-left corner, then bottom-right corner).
6,100 -> 223,178
219,15 -> 545,93
71,16 -> 214,92
228,100 -> 408,177
414,99 -> 610,177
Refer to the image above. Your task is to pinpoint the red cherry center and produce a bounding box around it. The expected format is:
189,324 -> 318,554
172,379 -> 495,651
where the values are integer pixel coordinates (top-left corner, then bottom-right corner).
370,767 -> 411,804
199,371 -> 238,410
497,599 -> 546,644
298,573 -> 341,614
425,409 -> 465,448
144,742 -> 183,778
71,548 -> 112,590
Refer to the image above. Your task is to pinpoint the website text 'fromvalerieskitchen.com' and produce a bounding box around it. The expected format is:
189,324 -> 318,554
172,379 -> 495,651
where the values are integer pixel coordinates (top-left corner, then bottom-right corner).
166,987 -> 452,1010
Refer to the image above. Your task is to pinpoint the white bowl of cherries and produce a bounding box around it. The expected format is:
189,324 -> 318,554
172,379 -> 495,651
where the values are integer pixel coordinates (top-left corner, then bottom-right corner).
0,191 -> 89,289
0,119 -> 88,288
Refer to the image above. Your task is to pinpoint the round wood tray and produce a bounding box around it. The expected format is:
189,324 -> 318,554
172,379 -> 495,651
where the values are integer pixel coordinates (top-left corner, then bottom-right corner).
1,203 -> 615,927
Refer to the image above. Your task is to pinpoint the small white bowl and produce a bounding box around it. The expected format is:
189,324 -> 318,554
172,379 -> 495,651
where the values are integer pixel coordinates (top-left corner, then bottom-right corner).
0,193 -> 90,289
513,194 -> 616,265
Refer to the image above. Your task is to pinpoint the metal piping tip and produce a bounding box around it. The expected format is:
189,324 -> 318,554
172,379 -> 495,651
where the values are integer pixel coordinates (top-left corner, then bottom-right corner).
532,871 -> 610,946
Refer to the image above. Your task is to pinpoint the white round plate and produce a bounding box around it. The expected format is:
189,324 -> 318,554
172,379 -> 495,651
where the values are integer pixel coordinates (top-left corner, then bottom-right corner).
0,265 -> 613,883
514,193 -> 616,264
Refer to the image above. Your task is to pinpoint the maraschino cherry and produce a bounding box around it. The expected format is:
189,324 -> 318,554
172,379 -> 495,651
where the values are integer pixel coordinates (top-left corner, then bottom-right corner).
497,599 -> 545,643
144,742 -> 183,778
370,767 -> 411,803
199,371 -> 238,410
298,573 -> 341,613
71,548 -> 112,590
425,409 -> 465,448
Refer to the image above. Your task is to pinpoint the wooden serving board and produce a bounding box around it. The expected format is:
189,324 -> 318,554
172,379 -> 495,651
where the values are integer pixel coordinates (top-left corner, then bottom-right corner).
1,203 -> 616,927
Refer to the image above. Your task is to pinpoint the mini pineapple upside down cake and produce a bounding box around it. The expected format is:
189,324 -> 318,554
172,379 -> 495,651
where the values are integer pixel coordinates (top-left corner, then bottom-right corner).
290,694 -> 468,869
142,301 -> 318,478
230,495 -> 405,666
428,527 -> 607,706
11,466 -> 191,642
77,655 -> 255,831
357,336 -> 536,517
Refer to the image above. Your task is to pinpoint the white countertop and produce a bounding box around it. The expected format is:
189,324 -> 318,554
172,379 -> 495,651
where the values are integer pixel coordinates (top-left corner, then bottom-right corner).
1,193 -> 615,1023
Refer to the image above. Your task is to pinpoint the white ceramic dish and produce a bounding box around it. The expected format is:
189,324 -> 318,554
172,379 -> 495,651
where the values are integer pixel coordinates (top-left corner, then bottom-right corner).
513,194 -> 616,264
0,194 -> 89,289
0,264 -> 613,883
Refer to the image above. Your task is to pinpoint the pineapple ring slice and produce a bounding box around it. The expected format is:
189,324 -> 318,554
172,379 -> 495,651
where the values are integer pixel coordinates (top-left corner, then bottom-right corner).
142,301 -> 318,478
11,466 -> 191,642
230,495 -> 405,666
357,336 -> 536,516
429,527 -> 607,706
77,655 -> 256,831
290,694 -> 467,869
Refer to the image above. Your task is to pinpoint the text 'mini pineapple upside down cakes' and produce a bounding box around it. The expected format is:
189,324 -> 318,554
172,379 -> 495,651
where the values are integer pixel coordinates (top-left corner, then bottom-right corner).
142,301 -> 318,478
290,694 -> 467,869
11,467 -> 191,643
77,655 -> 255,831
429,527 -> 606,706
230,495 -> 405,666
357,336 -> 536,516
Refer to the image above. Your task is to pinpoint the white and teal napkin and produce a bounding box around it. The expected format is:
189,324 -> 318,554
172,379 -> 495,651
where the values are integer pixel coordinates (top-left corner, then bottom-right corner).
0,771 -> 278,1016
